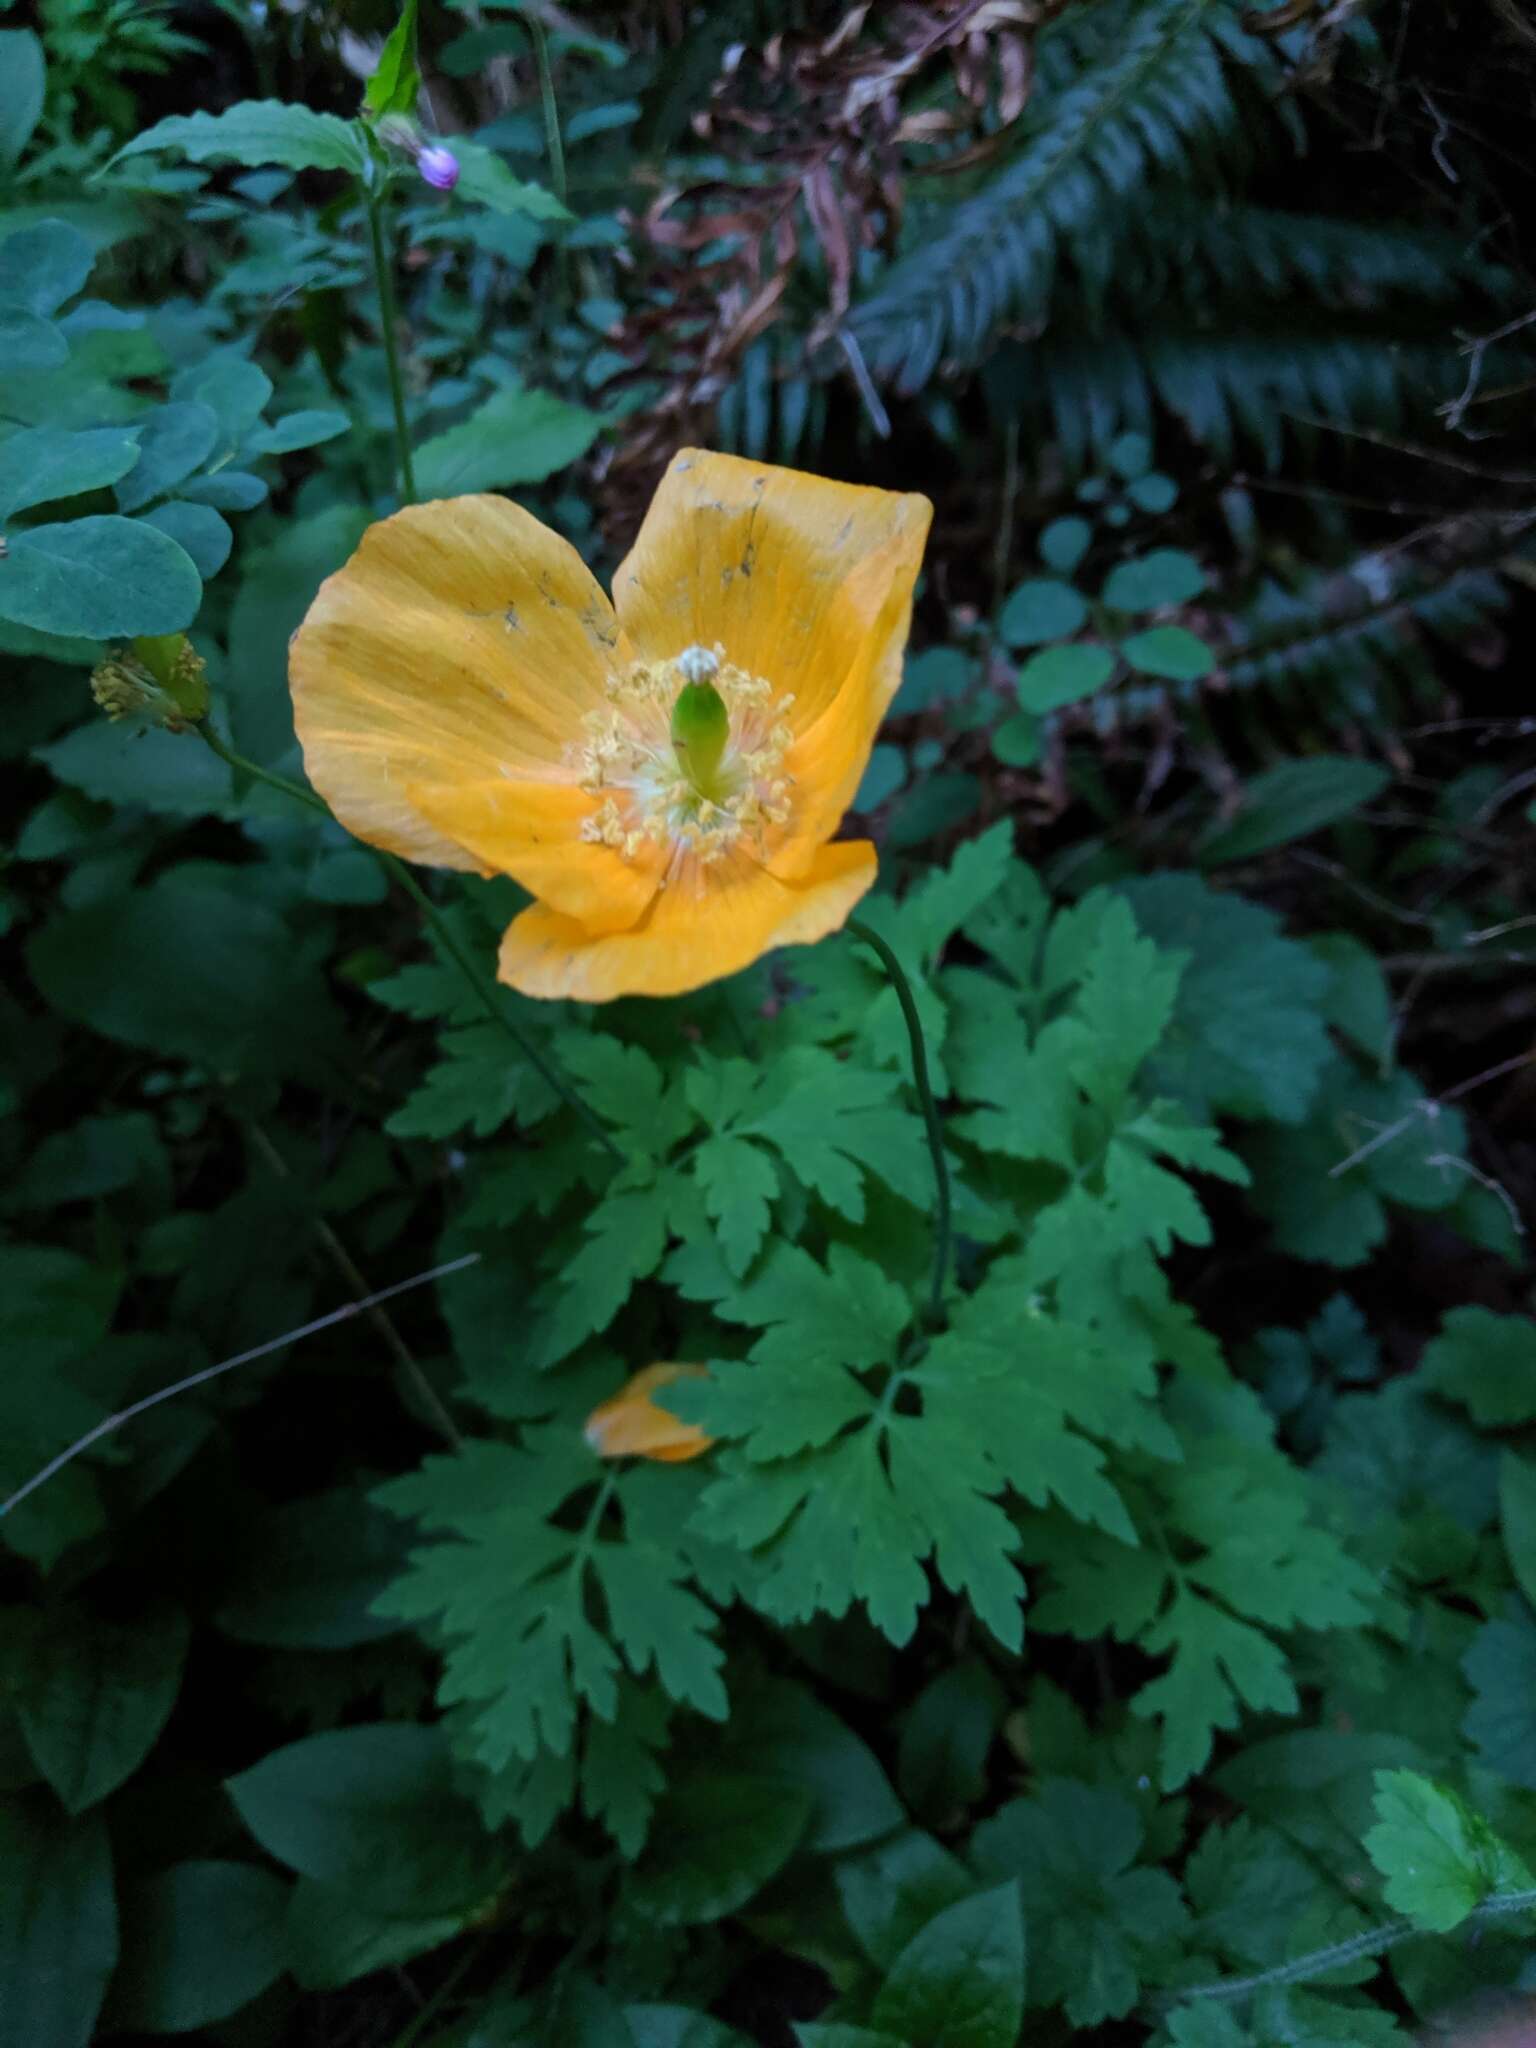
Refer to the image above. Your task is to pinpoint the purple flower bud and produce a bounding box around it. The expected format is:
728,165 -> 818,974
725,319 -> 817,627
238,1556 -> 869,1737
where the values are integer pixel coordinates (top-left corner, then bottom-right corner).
418,145 -> 460,192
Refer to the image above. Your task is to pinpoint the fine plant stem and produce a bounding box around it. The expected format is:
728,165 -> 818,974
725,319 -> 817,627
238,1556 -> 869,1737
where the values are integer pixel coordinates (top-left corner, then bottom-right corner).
247,1122 -> 462,1448
523,4 -> 571,304
848,918 -> 952,1326
0,1254 -> 482,1521
193,724 -> 624,1164
367,191 -> 417,505
1161,1888 -> 1536,2012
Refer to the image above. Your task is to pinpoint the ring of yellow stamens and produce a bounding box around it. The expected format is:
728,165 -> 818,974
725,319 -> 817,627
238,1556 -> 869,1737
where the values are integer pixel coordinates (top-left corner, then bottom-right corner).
577,642 -> 794,873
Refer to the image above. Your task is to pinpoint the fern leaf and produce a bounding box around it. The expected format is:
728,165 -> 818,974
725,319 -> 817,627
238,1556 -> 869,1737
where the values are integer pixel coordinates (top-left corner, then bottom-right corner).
1015,319 -> 1499,472
845,0 -> 1280,391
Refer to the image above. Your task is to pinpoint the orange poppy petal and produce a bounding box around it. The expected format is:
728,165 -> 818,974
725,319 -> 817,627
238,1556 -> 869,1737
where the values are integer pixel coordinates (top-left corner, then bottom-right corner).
405,777 -> 663,935
498,839 -> 878,1001
611,449 -> 931,737
586,1363 -> 712,1463
290,495 -> 629,867
765,530 -> 933,882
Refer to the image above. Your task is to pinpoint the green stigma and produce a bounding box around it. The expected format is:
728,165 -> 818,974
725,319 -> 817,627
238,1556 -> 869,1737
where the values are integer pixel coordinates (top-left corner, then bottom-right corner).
671,660 -> 730,799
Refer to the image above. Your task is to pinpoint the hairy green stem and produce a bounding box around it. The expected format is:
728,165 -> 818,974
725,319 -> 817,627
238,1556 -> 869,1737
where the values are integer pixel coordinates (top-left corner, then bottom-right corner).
193,724 -> 623,1163
366,191 -> 417,505
1162,1888 -> 1536,2012
848,918 -> 952,1325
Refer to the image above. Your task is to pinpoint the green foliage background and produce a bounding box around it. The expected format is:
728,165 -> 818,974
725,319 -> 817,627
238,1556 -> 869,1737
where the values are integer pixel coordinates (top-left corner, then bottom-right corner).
3,2 -> 1535,2044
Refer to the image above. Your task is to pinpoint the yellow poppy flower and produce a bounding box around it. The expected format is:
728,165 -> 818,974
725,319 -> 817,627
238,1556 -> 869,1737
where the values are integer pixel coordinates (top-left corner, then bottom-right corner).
584,1363 -> 713,1464
289,450 -> 931,1000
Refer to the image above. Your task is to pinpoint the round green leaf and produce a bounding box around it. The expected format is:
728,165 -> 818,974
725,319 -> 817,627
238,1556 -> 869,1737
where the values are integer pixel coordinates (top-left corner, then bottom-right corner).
0,308 -> 67,371
999,577 -> 1088,649
0,30 -> 46,171
991,713 -> 1041,767
1038,516 -> 1091,573
179,470 -> 268,511
111,1862 -> 289,2033
1016,642 -> 1116,713
250,408 -> 350,454
0,516 -> 201,636
0,220 -> 94,315
855,743 -> 907,811
1101,548 -> 1206,612
883,772 -> 979,849
1127,471 -> 1177,514
172,356 -> 272,445
1107,430 -> 1152,479
141,500 -> 232,579
113,402 -> 219,511
1119,625 -> 1215,682
0,426 -> 141,522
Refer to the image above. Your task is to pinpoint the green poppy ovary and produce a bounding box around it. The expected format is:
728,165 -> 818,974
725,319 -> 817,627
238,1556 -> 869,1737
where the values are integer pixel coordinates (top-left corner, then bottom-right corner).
670,649 -> 731,800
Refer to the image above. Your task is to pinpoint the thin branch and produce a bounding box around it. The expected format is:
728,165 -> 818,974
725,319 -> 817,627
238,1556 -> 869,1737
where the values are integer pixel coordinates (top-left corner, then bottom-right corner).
0,1254 -> 481,1522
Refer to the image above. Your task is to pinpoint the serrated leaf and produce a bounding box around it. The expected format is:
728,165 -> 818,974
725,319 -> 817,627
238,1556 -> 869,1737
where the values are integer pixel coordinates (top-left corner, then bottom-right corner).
1421,1306 -> 1536,1426
450,138 -> 571,220
691,1133 -> 778,1276
1102,547 -> 1206,611
1365,1770 -> 1533,1932
1016,640 -> 1115,712
106,101 -> 365,176
413,384 -> 601,495
972,1779 -> 1188,2025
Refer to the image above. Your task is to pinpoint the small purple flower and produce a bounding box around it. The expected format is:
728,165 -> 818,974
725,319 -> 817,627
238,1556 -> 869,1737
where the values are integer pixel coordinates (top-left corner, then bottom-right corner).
418,145 -> 460,193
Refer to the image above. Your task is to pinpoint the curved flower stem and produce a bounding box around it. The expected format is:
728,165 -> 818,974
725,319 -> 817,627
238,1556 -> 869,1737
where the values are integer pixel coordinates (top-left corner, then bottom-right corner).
1159,1888 -> 1536,2012
193,724 -> 623,1164
381,855 -> 623,1163
847,918 -> 952,1327
366,190 -> 417,506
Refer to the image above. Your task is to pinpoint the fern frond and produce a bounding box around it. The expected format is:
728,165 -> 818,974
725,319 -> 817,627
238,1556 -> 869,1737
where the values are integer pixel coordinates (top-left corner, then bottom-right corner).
844,0 -> 1282,391
1081,519 -> 1525,747
1111,201 -> 1509,319
1011,319 -> 1508,472
1219,537 -> 1517,712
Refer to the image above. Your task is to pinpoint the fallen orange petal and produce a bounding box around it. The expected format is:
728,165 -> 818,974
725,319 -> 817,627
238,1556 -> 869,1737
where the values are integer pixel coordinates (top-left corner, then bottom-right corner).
584,1364 -> 713,1464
